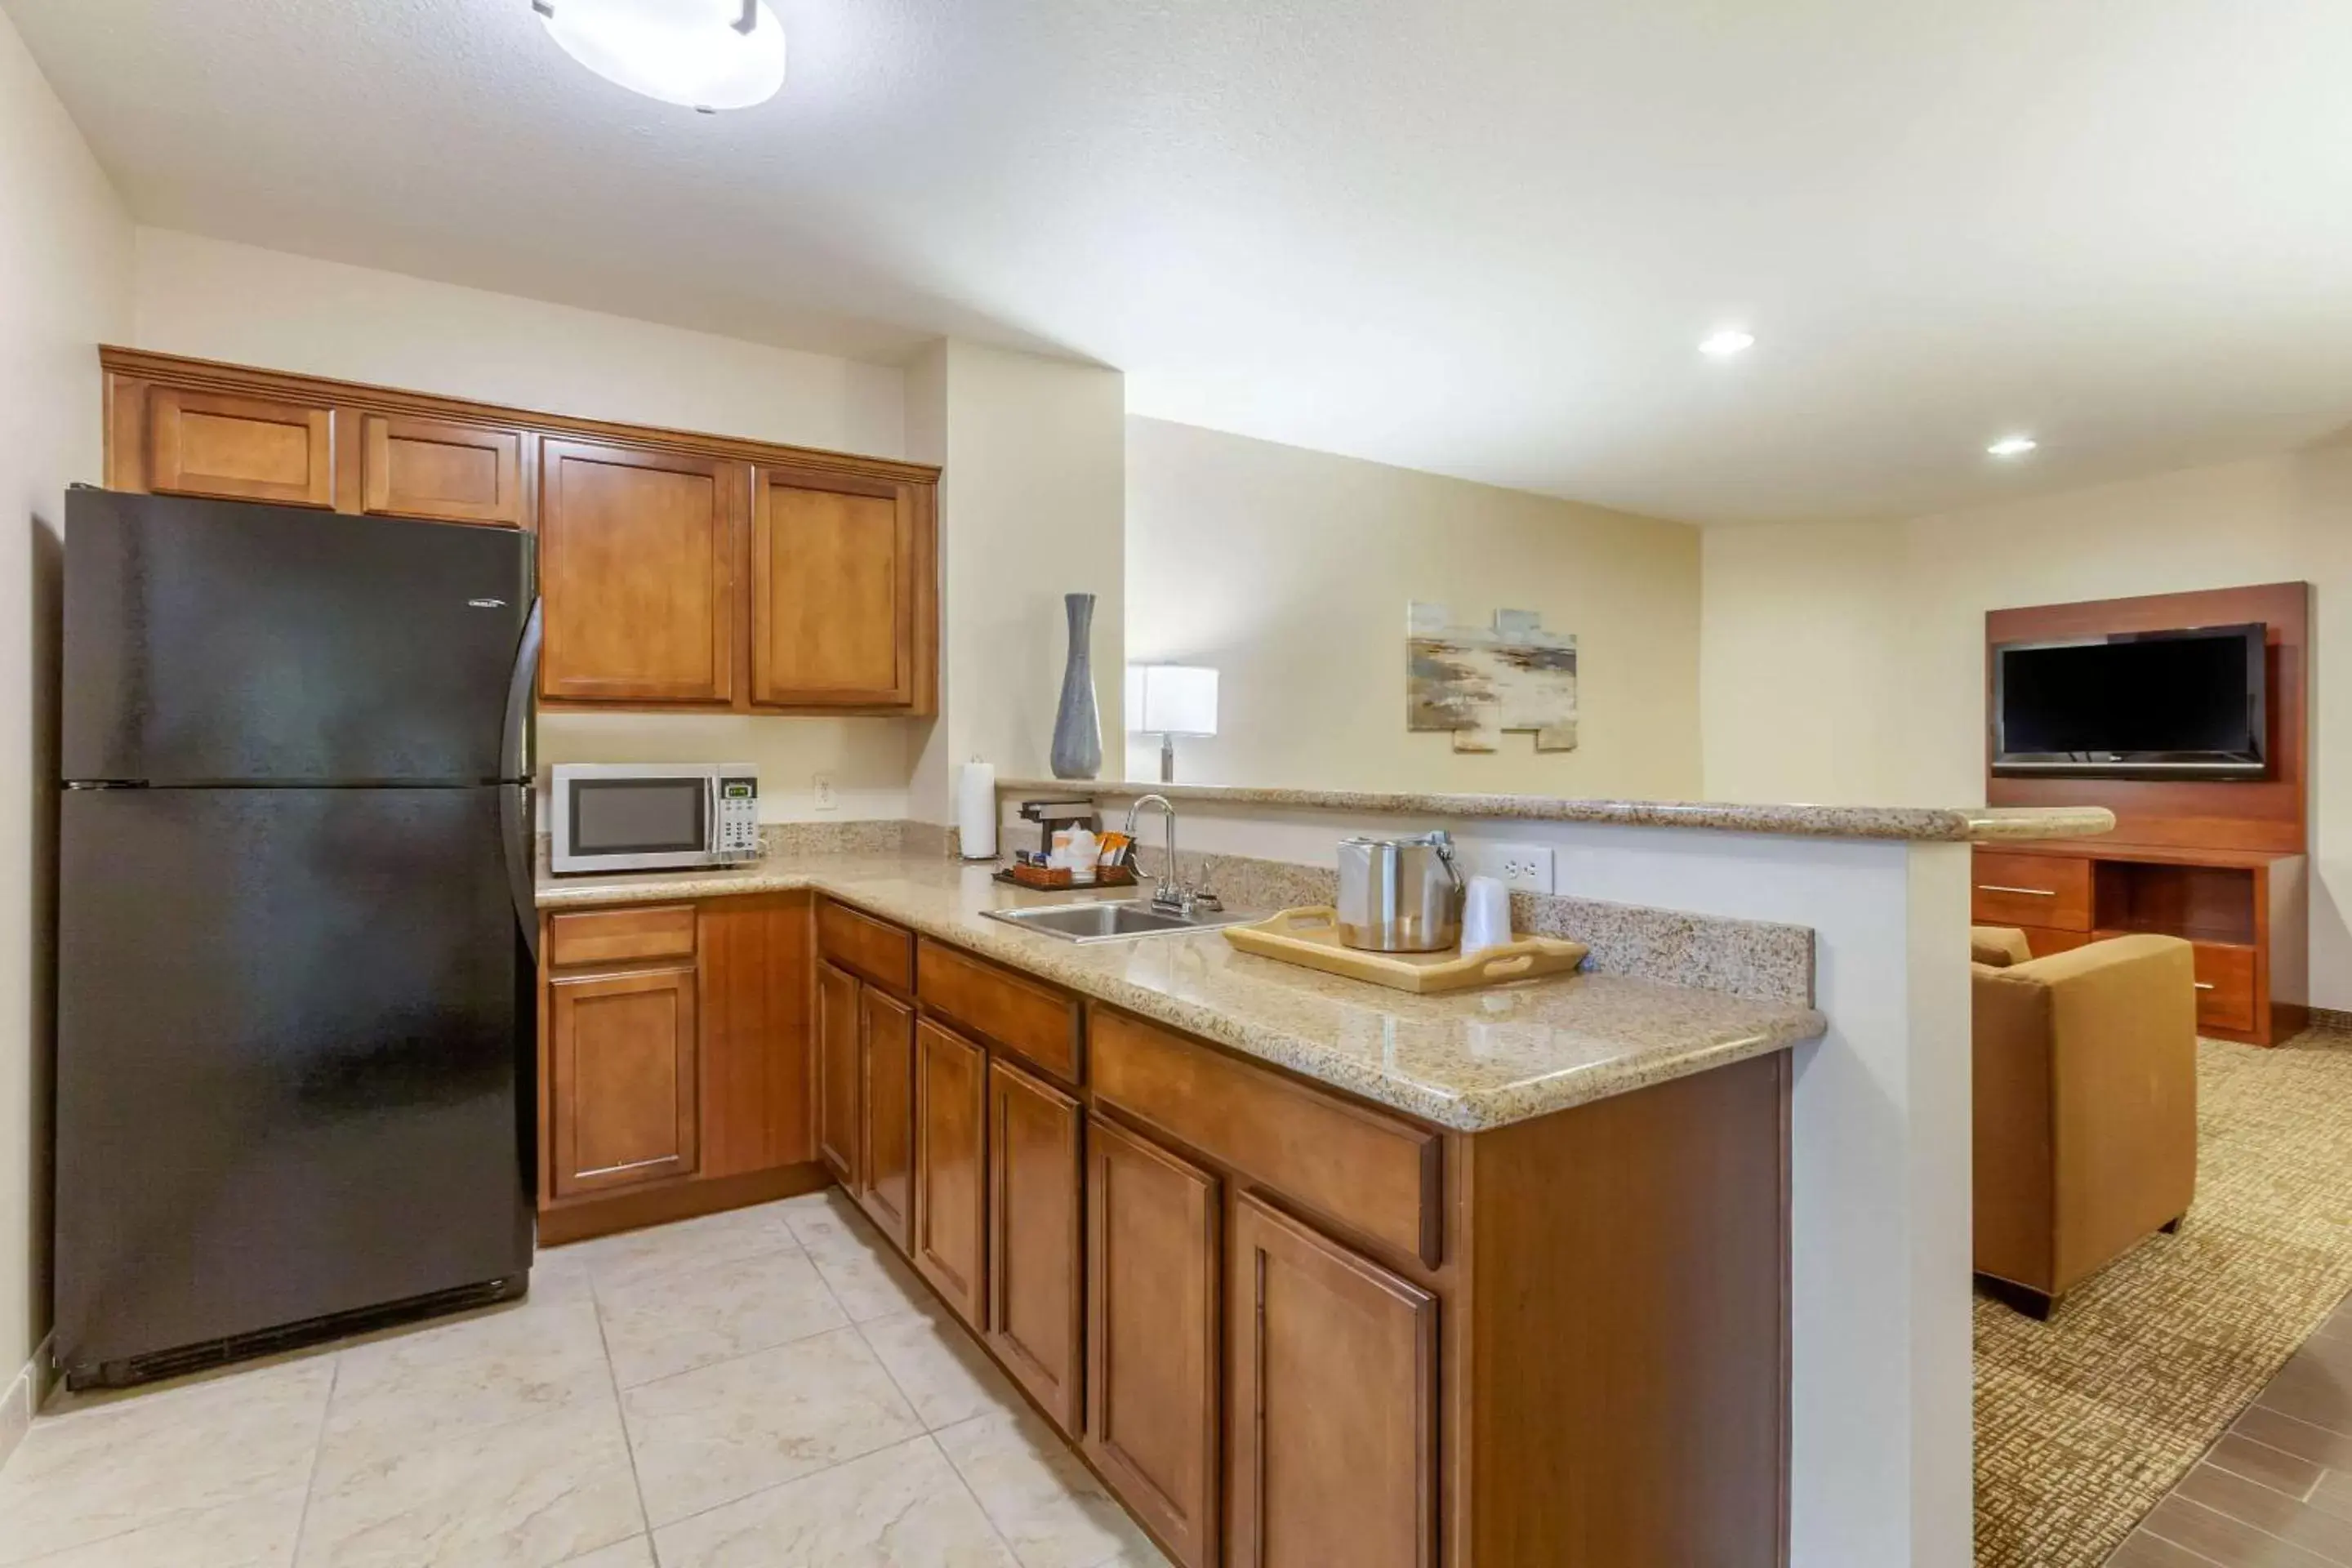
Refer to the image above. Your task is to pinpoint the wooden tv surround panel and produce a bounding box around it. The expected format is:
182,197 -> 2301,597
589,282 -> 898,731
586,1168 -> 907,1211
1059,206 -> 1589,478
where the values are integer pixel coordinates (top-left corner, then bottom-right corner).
1980,582 -> 2312,1045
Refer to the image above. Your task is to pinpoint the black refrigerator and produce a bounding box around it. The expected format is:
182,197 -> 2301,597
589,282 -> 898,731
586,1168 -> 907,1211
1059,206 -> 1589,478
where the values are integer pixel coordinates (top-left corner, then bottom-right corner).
55,487 -> 543,1388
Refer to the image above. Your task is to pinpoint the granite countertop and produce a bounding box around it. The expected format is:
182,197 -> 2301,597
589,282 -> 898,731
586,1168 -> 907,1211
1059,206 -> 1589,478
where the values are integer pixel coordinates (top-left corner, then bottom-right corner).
993,777 -> 2115,844
539,852 -> 1826,1133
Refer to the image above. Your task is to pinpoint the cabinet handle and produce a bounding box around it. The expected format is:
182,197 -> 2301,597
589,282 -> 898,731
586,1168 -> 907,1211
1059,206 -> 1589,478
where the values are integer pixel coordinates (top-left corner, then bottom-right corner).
1979,884 -> 2057,898
2196,982 -> 2216,992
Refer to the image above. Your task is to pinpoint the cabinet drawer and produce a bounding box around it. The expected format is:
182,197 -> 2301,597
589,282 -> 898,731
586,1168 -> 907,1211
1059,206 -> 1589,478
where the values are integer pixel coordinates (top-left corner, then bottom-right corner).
1090,1009 -> 1442,1268
2191,942 -> 2257,1034
918,938 -> 1082,1082
1973,852 -> 2092,933
547,904 -> 697,968
818,899 -> 915,994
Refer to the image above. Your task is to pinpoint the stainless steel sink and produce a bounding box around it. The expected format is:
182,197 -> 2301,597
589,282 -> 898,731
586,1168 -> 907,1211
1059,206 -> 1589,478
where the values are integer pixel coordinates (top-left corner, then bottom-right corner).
981,899 -> 1254,943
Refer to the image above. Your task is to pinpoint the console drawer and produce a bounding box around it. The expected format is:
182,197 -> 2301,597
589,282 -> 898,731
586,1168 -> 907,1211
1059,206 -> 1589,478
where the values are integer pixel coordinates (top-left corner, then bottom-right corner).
2190,942 -> 2257,1034
546,904 -> 697,969
819,899 -> 915,995
1972,852 -> 2092,933
1089,1007 -> 1441,1267
918,938 -> 1082,1083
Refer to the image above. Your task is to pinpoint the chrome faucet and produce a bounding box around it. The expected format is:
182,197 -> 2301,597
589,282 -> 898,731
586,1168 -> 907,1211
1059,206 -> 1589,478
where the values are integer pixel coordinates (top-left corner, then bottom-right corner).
1123,794 -> 1221,915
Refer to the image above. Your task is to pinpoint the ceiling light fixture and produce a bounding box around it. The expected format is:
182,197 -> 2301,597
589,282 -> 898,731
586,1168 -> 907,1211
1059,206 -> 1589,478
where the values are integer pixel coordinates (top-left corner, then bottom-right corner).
1986,434 -> 2039,457
532,0 -> 786,114
1698,328 -> 1756,358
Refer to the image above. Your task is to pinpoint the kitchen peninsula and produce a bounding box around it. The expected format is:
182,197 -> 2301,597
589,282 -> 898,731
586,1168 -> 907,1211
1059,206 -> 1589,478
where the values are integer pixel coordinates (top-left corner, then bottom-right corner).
534,791 -> 2111,1568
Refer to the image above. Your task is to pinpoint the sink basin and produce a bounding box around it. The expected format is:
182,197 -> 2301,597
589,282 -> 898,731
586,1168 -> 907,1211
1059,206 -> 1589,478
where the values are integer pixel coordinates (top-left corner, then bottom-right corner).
981,899 -> 1254,943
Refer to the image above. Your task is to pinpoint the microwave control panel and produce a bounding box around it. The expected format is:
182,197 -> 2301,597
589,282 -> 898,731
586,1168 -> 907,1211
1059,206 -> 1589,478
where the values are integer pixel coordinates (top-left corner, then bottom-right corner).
717,775 -> 761,858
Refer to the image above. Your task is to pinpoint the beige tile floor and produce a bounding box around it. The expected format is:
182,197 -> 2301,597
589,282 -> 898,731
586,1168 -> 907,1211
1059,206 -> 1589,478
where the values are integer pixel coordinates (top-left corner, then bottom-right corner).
0,1190 -> 1172,1568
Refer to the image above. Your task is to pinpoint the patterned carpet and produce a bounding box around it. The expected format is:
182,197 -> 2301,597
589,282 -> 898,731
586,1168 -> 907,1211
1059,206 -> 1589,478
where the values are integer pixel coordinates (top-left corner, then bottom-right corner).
1975,1028 -> 2352,1566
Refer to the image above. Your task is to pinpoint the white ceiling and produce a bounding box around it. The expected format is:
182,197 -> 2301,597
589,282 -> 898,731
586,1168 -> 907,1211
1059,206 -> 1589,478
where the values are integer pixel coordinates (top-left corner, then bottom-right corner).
11,0 -> 2352,524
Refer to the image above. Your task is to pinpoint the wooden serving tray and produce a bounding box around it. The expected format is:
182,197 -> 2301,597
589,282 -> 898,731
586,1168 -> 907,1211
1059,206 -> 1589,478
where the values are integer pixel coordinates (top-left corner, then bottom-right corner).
1223,906 -> 1588,995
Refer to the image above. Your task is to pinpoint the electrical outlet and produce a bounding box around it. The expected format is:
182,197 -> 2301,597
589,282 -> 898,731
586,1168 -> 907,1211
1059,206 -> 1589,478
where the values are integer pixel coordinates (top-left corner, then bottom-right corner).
1454,840 -> 1556,894
812,773 -> 837,812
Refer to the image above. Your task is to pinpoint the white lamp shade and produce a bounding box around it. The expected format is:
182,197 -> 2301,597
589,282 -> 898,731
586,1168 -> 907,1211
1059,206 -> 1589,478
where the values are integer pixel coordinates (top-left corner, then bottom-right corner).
1131,665 -> 1218,737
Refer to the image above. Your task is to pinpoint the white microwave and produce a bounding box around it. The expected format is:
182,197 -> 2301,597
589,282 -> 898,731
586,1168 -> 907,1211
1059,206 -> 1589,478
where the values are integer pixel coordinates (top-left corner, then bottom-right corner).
548,763 -> 762,875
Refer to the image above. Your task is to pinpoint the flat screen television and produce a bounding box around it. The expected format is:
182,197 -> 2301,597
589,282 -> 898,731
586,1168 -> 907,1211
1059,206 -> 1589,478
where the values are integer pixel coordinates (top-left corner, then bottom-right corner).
1992,623 -> 2269,780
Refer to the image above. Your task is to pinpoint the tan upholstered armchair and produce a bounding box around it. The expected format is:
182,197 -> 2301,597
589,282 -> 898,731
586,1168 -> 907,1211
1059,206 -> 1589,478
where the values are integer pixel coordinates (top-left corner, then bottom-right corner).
1971,929 -> 2199,1318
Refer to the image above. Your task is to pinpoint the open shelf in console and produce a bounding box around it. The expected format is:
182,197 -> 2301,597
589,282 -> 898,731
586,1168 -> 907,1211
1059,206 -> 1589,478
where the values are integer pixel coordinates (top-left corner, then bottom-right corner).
2092,860 -> 2258,948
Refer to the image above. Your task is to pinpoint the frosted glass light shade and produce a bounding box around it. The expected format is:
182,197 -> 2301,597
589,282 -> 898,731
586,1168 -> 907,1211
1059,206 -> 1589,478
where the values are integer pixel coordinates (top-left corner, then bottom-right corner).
1131,665 -> 1219,737
537,0 -> 787,113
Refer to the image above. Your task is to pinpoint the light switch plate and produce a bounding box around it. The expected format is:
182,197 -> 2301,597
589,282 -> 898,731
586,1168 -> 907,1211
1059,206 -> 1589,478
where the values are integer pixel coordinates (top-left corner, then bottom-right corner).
812,773 -> 837,812
1454,840 -> 1556,894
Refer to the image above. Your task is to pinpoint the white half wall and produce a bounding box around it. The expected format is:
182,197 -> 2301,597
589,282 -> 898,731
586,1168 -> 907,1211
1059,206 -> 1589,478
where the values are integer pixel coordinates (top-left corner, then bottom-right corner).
1125,416 -> 1704,798
0,9 -> 132,1439
128,228 -> 917,821
1700,443 -> 2352,1009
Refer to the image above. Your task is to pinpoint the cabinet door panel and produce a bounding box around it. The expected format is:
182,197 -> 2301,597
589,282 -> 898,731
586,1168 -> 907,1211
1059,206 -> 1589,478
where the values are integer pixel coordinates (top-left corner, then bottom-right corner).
858,987 -> 915,1251
1086,1116 -> 1220,1568
361,413 -> 523,526
149,388 -> 334,507
697,893 -> 813,1179
541,439 -> 738,703
912,1020 -> 988,1327
816,963 -> 863,1187
752,466 -> 915,707
550,966 -> 698,1196
1229,1194 -> 1437,1568
987,1057 -> 1084,1437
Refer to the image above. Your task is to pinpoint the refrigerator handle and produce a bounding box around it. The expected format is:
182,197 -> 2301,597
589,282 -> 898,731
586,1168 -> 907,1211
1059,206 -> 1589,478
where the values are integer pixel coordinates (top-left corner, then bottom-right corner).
501,599 -> 544,961
503,783 -> 538,962
501,598 -> 543,785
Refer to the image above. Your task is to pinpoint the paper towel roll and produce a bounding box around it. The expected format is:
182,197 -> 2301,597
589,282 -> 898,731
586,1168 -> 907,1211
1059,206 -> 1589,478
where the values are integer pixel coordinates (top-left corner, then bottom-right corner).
956,759 -> 998,860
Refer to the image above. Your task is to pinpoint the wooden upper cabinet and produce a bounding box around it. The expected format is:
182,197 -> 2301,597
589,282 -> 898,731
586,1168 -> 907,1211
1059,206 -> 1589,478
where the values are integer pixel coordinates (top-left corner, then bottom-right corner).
548,965 -> 699,1197
911,1020 -> 989,1329
1227,1195 -> 1437,1568
360,413 -> 524,526
751,465 -> 929,710
539,439 -> 741,704
987,1056 -> 1085,1438
149,388 -> 335,507
1087,1116 -> 1222,1568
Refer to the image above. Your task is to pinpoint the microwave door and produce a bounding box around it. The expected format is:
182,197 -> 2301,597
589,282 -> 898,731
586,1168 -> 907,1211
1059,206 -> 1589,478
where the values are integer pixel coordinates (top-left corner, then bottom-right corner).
552,773 -> 713,871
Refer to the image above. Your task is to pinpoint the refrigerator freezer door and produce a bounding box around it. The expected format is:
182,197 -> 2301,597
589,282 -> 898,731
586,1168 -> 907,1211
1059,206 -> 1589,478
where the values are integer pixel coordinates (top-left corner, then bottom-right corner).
63,488 -> 529,784
55,786 -> 532,1376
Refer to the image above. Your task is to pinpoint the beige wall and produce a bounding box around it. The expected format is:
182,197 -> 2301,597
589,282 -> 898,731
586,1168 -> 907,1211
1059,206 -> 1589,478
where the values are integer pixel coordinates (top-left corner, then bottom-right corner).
129,229 -> 918,819
0,11 -> 132,1401
908,341 -> 1126,822
1124,418 -> 1704,796
1700,442 -> 2352,1005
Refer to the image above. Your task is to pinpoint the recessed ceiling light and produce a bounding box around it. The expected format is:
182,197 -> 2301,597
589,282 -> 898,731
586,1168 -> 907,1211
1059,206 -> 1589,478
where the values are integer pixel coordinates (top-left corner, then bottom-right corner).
1986,434 -> 2039,457
534,0 -> 787,114
1698,328 -> 1756,358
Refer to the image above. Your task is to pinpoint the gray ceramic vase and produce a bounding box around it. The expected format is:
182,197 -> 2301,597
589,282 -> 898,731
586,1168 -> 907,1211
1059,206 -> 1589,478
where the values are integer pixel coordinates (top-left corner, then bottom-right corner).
1049,592 -> 1103,780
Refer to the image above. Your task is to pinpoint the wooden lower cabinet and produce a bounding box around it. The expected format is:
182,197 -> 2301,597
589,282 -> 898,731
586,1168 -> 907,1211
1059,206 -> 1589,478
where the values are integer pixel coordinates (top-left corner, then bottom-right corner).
697,895 -> 813,1179
1227,1194 -> 1438,1568
986,1057 -> 1085,1437
858,987 -> 916,1250
1086,1116 -> 1223,1568
815,962 -> 863,1186
911,1020 -> 988,1327
547,965 -> 698,1197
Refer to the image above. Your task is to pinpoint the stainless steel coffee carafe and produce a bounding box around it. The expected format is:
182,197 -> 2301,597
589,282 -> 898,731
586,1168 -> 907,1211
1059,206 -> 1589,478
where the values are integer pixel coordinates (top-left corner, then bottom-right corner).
1334,831 -> 1465,952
